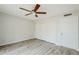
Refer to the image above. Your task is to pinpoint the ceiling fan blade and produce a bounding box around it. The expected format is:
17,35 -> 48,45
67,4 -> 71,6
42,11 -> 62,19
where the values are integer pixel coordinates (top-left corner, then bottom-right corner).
36,12 -> 47,14
20,7 -> 32,12
34,4 -> 40,12
25,13 -> 32,16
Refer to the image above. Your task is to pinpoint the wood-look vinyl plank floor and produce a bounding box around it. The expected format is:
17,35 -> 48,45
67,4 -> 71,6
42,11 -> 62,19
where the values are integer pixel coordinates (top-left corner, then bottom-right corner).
0,39 -> 79,55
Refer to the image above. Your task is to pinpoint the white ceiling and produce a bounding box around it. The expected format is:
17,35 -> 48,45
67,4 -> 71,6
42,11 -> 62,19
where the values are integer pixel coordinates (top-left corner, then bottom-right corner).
0,4 -> 79,20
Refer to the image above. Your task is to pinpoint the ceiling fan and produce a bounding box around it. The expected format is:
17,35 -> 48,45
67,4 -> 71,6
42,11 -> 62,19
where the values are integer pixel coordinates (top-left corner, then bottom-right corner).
19,4 -> 47,17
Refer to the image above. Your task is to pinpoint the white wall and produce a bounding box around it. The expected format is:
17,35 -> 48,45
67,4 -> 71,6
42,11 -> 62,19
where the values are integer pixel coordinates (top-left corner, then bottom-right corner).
78,16 -> 79,49
0,12 -> 35,46
0,12 -> 78,50
35,16 -> 78,50
35,18 -> 57,44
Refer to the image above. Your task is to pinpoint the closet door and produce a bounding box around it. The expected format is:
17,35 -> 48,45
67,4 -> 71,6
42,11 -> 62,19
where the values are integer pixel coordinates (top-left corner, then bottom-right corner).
57,16 -> 78,49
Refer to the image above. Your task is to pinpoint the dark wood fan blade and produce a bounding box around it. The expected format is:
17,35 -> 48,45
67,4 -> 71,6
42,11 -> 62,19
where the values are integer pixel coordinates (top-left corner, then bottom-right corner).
36,12 -> 46,14
25,13 -> 32,16
20,7 -> 32,12
34,4 -> 40,12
